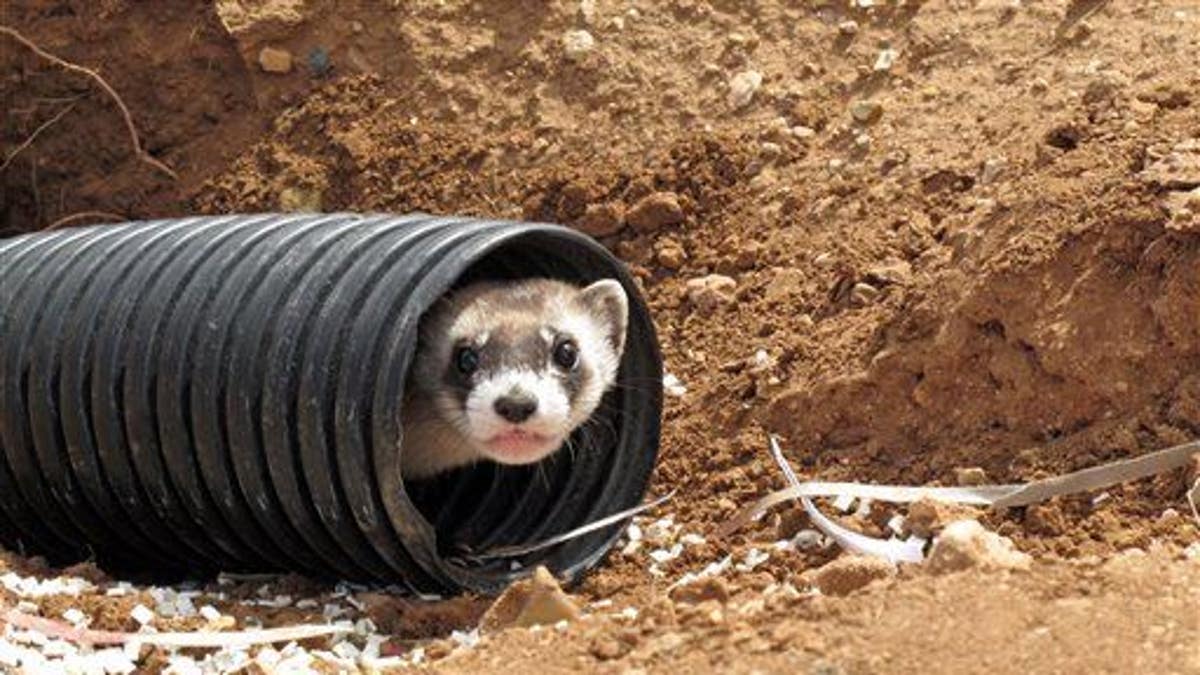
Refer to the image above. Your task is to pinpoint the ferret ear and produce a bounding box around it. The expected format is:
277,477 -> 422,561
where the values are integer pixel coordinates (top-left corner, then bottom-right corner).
579,279 -> 629,356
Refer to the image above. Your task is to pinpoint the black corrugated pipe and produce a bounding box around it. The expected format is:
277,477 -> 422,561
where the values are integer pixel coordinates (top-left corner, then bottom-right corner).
0,213 -> 663,595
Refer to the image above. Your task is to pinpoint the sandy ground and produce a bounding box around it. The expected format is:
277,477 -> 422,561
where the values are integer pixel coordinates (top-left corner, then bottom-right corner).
2,0 -> 1199,673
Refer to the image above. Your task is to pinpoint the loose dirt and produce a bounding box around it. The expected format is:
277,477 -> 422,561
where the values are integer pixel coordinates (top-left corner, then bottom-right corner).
2,1 -> 1198,673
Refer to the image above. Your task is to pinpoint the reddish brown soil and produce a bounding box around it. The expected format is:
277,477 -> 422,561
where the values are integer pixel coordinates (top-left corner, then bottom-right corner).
2,1 -> 1199,673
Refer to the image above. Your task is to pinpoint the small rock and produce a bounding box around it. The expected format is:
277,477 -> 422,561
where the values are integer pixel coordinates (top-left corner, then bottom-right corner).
279,186 -> 323,212
1184,542 -> 1200,561
479,566 -> 581,632
728,70 -> 764,109
838,20 -> 859,36
850,100 -> 884,124
849,282 -> 880,306
954,467 -> 989,486
792,125 -> 816,139
663,373 -> 687,397
866,258 -> 912,286
576,202 -> 625,237
906,497 -> 978,538
691,600 -> 725,626
589,635 -> 627,660
670,577 -> 730,605
579,0 -> 597,25
807,555 -> 895,596
130,604 -> 155,626
1141,140 -> 1200,190
563,30 -> 595,60
655,239 -> 687,270
1168,195 -> 1198,232
685,274 -> 737,314
258,46 -> 293,74
980,157 -> 1007,185
627,191 -> 685,233
350,20 -> 364,33
307,46 -> 332,76
926,520 -> 1032,573
873,48 -> 899,72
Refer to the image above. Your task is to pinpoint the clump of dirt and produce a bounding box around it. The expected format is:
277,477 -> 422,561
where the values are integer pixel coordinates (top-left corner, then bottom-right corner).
2,0 -> 1200,672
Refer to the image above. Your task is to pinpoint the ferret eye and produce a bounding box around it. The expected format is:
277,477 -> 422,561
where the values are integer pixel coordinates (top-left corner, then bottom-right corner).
454,346 -> 480,376
552,339 -> 579,370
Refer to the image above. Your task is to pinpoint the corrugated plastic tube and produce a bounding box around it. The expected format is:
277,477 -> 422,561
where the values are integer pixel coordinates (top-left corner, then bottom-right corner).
0,213 -> 663,595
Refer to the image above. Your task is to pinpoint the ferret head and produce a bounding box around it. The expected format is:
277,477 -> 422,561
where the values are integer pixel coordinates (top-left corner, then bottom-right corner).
410,278 -> 629,469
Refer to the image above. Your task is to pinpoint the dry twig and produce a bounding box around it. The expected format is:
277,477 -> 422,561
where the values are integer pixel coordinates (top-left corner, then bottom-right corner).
0,25 -> 178,180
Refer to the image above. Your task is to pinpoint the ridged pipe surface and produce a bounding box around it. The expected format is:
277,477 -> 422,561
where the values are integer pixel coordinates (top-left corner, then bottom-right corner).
0,213 -> 663,594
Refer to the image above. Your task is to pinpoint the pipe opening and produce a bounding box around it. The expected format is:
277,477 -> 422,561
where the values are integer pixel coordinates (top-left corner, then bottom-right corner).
401,228 -> 661,592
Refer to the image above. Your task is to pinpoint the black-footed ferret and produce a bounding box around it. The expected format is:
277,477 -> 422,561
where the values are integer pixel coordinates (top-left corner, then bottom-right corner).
400,278 -> 629,479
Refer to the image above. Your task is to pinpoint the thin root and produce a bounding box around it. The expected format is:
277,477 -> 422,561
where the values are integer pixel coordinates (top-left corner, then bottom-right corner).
45,210 -> 126,231
1,101 -> 77,172
1,25 -> 178,180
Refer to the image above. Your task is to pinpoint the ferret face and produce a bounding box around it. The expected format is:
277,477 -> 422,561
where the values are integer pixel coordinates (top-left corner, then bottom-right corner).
410,278 -> 629,469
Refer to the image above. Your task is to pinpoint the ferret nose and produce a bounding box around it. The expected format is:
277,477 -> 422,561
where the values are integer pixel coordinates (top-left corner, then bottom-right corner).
494,393 -> 538,423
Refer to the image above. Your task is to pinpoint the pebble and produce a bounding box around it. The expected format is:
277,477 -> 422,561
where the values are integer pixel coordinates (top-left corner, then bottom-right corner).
479,566 -> 581,632
670,576 -> 730,604
655,239 -> 688,269
627,191 -> 685,232
808,555 -> 896,596
130,604 -> 155,625
663,373 -> 687,397
926,520 -> 1032,573
576,202 -> 625,237
874,48 -> 899,72
906,497 -> 975,538
279,186 -> 323,212
954,467 -> 989,486
61,608 -> 87,626
563,30 -> 595,60
257,46 -> 293,74
579,0 -> 597,25
307,46 -> 331,76
980,157 -> 1008,185
792,125 -> 816,139
728,70 -> 764,109
1185,542 -> 1200,561
850,99 -> 884,124
866,258 -> 912,286
1141,139 -> 1200,190
838,20 -> 860,36
685,274 -> 737,314
849,282 -> 880,306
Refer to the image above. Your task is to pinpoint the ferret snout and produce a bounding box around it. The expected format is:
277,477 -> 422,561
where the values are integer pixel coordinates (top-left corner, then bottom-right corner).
493,389 -> 538,423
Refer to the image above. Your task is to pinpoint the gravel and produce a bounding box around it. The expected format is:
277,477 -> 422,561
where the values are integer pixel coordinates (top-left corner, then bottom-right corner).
728,70 -> 764,109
